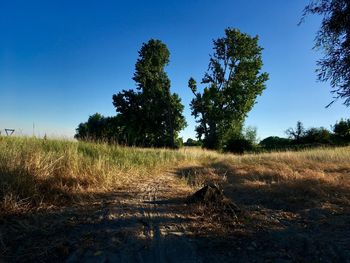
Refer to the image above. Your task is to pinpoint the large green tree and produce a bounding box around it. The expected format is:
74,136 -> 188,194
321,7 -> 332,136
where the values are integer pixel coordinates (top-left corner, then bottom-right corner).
112,39 -> 186,148
302,0 -> 350,106
189,28 -> 269,150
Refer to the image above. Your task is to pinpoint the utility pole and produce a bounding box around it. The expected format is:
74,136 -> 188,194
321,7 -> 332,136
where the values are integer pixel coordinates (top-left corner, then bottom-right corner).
5,129 -> 15,136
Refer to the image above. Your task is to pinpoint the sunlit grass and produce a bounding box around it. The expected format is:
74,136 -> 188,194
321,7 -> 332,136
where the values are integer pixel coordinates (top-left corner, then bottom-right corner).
1,136 -> 349,214
0,136 -> 214,213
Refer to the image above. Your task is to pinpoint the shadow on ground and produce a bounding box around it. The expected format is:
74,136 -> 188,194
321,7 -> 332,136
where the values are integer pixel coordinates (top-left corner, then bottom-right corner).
2,194 -> 195,262
174,162 -> 350,262
1,163 -> 350,262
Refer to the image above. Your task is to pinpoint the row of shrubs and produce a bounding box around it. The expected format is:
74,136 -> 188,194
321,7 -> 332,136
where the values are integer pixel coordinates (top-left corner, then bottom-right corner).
184,119 -> 350,153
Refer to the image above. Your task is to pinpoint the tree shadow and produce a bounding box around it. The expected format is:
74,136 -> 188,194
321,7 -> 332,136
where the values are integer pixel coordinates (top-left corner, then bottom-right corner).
1,194 -> 197,262
171,162 -> 350,262
1,163 -> 350,262
174,162 -> 350,212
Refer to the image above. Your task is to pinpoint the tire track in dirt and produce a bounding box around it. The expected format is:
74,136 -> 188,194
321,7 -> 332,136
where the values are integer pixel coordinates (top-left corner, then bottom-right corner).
3,168 -> 350,262
63,173 -> 199,263
136,177 -> 198,263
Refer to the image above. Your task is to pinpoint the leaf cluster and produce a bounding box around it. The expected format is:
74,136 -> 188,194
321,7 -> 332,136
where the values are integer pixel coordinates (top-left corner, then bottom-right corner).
302,0 -> 350,106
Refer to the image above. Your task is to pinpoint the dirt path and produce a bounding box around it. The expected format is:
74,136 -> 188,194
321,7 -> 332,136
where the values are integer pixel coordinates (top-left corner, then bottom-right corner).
1,173 -> 205,262
2,170 -> 350,262
64,175 -> 199,262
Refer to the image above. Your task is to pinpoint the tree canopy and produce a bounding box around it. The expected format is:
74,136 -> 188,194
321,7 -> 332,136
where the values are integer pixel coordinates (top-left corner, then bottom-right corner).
302,0 -> 350,106
189,28 -> 269,150
112,39 -> 186,148
333,118 -> 350,139
75,113 -> 120,142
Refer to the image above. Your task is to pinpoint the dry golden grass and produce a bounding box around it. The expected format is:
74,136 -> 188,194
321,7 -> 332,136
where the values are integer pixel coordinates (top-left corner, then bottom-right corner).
1,137 -> 350,262
179,147 -> 350,211
0,137 -> 206,214
1,136 -> 350,215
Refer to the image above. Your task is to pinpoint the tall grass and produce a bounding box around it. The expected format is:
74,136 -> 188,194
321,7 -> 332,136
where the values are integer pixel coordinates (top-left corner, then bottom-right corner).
1,136 -> 349,214
0,137 -> 213,214
212,147 -> 350,209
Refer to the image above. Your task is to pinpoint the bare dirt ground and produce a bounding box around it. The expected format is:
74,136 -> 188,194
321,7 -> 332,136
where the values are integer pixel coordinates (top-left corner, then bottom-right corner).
1,167 -> 350,263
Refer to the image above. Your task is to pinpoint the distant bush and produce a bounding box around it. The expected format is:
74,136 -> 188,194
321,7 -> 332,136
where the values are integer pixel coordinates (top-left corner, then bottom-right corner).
283,121 -> 340,148
259,136 -> 292,149
174,137 -> 184,148
260,120 -> 350,152
75,113 -> 121,143
223,126 -> 259,154
303,127 -> 332,144
243,126 -> 259,146
184,138 -> 202,147
224,138 -> 254,154
333,119 -> 350,142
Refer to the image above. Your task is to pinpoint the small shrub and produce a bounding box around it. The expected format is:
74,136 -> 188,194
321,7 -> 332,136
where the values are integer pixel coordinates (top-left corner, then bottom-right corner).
224,138 -> 254,154
184,138 -> 202,147
260,136 -> 292,150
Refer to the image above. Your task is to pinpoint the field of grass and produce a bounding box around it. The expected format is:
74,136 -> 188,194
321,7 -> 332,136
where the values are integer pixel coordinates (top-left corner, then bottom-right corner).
1,136 -> 349,214
0,136 -> 216,214
1,136 -> 350,261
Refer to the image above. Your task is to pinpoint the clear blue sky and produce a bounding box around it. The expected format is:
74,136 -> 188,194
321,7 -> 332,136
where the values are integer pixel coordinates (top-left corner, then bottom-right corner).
0,0 -> 348,140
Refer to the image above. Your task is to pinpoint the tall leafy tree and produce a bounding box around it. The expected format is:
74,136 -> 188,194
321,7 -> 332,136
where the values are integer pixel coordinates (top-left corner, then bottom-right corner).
189,28 -> 269,150
112,39 -> 186,148
302,0 -> 350,106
